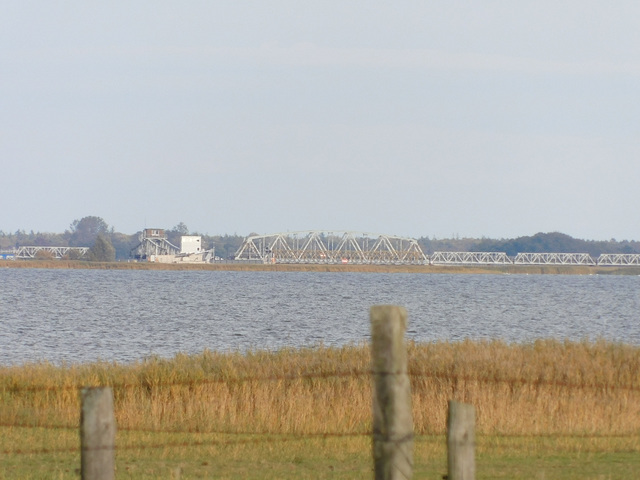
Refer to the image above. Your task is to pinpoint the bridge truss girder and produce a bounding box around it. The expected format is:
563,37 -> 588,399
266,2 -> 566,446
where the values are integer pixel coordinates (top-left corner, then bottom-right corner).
514,252 -> 596,265
596,254 -> 640,266
14,246 -> 90,259
430,251 -> 512,265
234,231 -> 428,265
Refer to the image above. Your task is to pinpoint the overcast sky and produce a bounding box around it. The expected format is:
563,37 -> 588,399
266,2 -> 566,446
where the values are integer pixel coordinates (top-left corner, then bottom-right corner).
1,2 -> 639,240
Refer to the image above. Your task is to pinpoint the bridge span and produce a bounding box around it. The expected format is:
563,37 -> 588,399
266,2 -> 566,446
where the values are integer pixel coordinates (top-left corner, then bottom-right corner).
0,246 -> 90,259
234,231 -> 427,265
234,231 -> 640,267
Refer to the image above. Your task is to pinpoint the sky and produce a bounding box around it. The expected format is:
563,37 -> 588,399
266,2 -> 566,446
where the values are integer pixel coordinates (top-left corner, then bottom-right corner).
1,2 -> 639,241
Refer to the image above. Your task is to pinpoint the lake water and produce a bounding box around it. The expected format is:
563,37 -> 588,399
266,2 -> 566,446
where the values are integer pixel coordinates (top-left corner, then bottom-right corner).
1,268 -> 639,365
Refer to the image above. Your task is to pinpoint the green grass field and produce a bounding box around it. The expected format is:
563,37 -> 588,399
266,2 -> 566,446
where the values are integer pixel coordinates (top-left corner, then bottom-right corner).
3,431 -> 640,479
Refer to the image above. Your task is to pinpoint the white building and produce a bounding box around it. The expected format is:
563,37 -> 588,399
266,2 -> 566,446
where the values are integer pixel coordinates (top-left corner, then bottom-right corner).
180,236 -> 202,254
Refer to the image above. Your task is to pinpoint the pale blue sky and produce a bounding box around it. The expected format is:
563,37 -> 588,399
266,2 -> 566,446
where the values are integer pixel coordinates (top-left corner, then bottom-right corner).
1,2 -> 639,240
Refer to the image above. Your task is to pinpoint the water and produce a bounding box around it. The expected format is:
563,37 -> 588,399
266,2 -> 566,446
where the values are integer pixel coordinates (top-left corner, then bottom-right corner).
1,268 -> 639,365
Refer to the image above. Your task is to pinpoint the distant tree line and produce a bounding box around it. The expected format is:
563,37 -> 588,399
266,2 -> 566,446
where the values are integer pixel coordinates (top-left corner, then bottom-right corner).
417,232 -> 640,257
1,218 -> 639,262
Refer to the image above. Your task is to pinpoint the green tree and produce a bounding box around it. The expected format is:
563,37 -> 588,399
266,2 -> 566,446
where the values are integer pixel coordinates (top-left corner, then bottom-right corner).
166,222 -> 189,247
89,234 -> 116,262
110,232 -> 139,261
205,234 -> 245,259
172,222 -> 189,235
69,216 -> 111,247
64,249 -> 86,260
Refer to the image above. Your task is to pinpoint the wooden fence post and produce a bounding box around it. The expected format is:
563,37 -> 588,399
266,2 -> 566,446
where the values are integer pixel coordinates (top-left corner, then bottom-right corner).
81,387 -> 116,480
447,400 -> 475,480
370,305 -> 413,480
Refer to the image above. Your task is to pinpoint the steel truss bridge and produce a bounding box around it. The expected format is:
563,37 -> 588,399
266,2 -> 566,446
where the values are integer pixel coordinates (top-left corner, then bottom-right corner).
430,251 -> 512,265
1,246 -> 90,259
513,252 -> 595,265
234,231 -> 427,265
234,231 -> 640,267
596,254 -> 640,266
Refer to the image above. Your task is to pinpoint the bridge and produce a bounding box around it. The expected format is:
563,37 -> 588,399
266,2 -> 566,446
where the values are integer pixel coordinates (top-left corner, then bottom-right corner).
234,231 -> 427,265
596,254 -> 640,266
1,246 -> 90,259
430,251 -> 512,265
234,231 -> 640,267
3,236 -> 639,267
513,252 -> 596,266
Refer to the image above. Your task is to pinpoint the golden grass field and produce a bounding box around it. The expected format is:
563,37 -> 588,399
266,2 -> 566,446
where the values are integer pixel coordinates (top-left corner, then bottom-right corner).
3,340 -> 640,478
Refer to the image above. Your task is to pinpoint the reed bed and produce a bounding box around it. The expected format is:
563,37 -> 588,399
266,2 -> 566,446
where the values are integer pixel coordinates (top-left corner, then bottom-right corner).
6,258 -> 638,275
4,340 -> 640,478
3,339 -> 640,441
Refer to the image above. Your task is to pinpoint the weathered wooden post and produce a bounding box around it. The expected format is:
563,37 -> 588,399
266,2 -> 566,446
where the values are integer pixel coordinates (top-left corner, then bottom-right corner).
371,305 -> 413,480
81,387 -> 116,480
447,401 -> 475,480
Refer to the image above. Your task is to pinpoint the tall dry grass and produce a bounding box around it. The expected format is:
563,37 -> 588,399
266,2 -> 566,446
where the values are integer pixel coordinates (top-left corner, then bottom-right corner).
409,339 -> 640,435
2,340 -> 640,439
8,258 -> 638,275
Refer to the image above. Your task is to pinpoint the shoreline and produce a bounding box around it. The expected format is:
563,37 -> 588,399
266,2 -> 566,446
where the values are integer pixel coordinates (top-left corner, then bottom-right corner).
2,259 -> 639,275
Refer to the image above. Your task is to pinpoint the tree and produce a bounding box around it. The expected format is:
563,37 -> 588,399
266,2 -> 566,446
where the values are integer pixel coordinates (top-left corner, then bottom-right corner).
110,232 -> 139,261
69,216 -> 111,247
89,234 -> 116,262
172,222 -> 189,235
65,249 -> 85,260
167,222 -> 189,247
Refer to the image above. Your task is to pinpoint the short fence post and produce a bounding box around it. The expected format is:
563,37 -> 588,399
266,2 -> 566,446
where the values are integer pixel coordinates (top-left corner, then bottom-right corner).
447,400 -> 475,480
370,305 -> 413,480
81,387 -> 116,480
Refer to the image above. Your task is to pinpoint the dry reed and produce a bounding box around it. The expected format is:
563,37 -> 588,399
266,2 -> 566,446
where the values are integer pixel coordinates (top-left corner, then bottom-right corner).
2,340 -> 640,441
6,258 -> 639,275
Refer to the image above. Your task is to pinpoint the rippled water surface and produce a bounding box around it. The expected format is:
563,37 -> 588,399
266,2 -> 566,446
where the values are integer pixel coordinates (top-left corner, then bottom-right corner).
1,268 -> 639,365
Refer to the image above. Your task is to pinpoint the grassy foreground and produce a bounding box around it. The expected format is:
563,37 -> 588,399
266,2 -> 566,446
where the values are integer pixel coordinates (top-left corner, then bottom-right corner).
2,340 -> 640,479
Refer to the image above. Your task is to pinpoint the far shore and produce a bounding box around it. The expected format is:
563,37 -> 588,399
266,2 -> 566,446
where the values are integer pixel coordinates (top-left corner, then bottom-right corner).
2,259 -> 639,275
